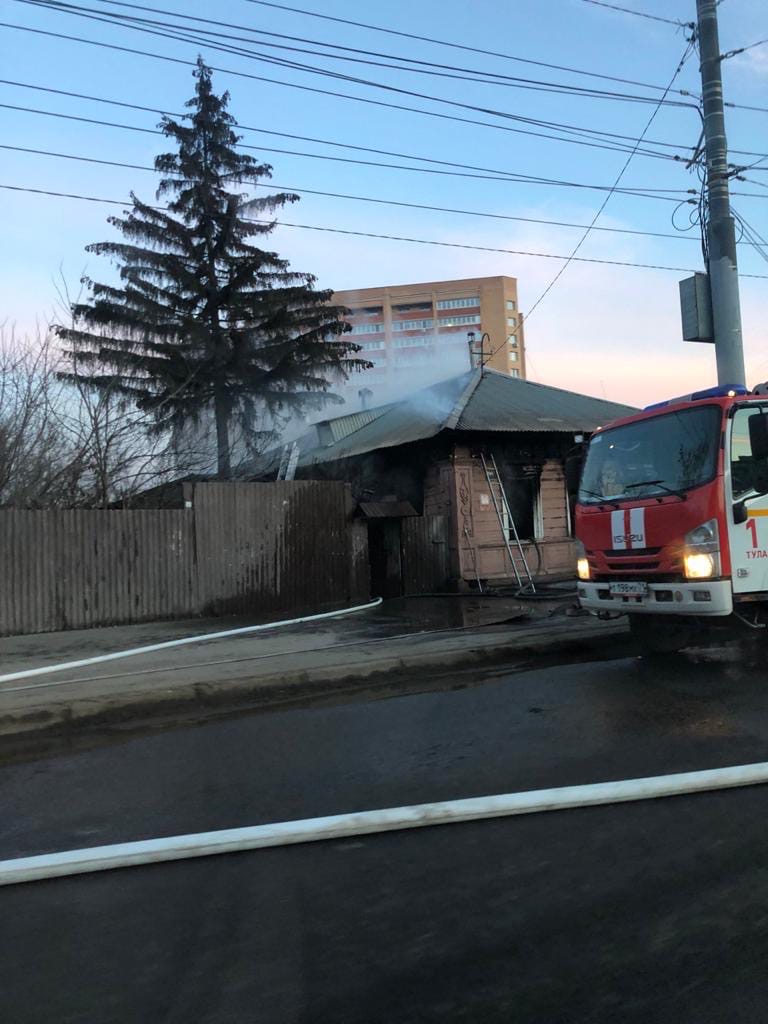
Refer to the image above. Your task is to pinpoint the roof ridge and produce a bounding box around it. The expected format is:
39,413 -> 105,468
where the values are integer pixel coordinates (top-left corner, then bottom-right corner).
443,369 -> 482,430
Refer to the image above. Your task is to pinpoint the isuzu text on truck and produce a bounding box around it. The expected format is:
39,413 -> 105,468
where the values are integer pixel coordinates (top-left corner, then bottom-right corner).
574,384 -> 768,654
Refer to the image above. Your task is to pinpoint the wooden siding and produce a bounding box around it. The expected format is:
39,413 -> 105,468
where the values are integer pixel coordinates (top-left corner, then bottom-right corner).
401,515 -> 450,594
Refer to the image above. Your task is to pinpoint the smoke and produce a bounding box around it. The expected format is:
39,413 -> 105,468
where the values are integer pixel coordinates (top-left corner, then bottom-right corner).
319,296 -> 478,418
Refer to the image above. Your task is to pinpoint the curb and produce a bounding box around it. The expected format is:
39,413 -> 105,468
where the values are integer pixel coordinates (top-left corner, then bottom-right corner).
0,619 -> 629,751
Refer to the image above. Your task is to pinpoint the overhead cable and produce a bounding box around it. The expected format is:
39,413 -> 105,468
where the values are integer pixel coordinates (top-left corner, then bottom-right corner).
0,103 -> 700,199
2,21 -> 715,157
21,0 -> 703,103
511,39 -> 699,326
2,142 -> 731,243
9,182 -> 768,278
0,76 -> 694,163
241,0 -> 695,94
13,1 -> 698,112
579,0 -> 693,28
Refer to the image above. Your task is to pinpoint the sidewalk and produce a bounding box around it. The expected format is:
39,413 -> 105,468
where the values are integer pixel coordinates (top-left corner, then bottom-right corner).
0,596 -> 628,748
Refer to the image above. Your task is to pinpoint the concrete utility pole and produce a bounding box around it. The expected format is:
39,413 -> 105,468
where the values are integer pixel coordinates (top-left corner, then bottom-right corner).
696,0 -> 746,386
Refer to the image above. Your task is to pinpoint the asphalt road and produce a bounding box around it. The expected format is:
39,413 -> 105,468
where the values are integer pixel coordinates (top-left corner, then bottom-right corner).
3,644 -> 768,1023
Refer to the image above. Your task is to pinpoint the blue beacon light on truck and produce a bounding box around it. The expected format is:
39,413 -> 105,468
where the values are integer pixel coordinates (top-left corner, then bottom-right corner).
643,384 -> 749,411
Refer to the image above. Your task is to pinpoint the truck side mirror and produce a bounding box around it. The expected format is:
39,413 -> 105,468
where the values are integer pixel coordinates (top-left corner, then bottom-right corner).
748,412 -> 768,461
734,500 -> 748,524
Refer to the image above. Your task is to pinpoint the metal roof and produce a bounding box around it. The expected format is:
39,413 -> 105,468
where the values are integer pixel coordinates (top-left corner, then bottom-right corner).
260,369 -> 636,470
453,370 -> 637,433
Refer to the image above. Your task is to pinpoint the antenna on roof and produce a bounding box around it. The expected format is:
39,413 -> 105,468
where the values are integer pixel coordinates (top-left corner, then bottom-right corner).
466,331 -> 493,377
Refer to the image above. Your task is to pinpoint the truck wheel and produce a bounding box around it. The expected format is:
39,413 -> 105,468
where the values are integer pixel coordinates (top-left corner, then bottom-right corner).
629,615 -> 694,656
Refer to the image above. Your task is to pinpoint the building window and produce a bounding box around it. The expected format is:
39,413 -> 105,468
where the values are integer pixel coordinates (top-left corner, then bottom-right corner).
392,318 -> 434,331
435,296 -> 480,309
509,351 -> 518,362
393,352 -> 429,366
508,335 -> 517,345
359,339 -> 385,350
507,316 -> 517,328
347,306 -> 383,318
437,314 -> 482,327
506,300 -> 516,311
350,323 -> 385,335
510,368 -> 520,378
392,301 -> 432,314
392,336 -> 430,348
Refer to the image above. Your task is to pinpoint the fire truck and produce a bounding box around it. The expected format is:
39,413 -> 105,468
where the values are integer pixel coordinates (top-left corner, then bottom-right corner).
574,383 -> 768,653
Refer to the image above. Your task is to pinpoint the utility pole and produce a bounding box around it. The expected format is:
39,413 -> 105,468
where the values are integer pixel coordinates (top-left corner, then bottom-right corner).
696,0 -> 746,386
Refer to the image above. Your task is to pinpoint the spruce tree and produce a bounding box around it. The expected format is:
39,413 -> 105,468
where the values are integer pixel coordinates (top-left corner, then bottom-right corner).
58,58 -> 367,477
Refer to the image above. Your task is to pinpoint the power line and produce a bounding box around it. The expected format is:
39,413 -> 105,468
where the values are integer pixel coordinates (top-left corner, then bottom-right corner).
14,0 -> 699,113
10,181 -> 768,277
579,0 -> 692,28
0,76 -> 694,164
2,21 -> 711,158
1,142 -> 728,242
27,0 -> 701,105
512,40 -> 698,327
241,0 -> 695,95
11,8 -> 767,119
5,74 -> 762,162
0,102 -> 701,199
722,38 -> 768,60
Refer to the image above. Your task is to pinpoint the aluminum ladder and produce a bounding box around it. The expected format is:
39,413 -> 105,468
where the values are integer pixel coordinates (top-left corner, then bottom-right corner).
479,451 -> 536,593
276,441 -> 299,481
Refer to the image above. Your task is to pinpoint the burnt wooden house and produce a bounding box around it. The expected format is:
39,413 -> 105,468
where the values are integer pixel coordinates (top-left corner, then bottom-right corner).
258,369 -> 635,597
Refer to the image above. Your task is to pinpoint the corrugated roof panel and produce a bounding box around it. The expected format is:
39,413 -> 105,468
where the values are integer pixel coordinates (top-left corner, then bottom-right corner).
456,371 -> 635,432
276,369 -> 637,468
327,405 -> 393,443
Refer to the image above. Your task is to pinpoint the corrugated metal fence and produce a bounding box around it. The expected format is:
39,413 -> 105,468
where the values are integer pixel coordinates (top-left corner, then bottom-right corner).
0,482 -> 368,636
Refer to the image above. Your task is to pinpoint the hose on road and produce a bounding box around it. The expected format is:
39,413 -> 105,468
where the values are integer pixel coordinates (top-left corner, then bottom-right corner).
3,761 -> 768,886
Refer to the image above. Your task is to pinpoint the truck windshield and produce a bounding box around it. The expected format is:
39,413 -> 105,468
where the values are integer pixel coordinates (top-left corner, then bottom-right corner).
579,405 -> 722,504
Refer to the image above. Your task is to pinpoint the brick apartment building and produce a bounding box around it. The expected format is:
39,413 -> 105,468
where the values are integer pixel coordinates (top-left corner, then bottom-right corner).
332,276 -> 526,401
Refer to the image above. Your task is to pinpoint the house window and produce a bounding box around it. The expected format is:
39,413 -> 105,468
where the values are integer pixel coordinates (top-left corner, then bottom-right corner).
510,368 -> 520,378
490,453 -> 540,542
507,316 -> 517,328
436,296 -> 480,309
508,335 -> 517,345
509,351 -> 518,362
506,300 -> 516,311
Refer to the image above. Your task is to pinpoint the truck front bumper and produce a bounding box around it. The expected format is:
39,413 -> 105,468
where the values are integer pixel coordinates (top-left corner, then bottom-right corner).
577,579 -> 733,617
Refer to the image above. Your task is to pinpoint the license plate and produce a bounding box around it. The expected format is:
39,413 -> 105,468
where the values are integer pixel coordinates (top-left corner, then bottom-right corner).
609,582 -> 648,596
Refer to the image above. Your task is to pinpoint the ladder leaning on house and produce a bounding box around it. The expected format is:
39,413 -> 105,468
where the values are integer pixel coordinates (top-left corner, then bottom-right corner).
479,451 -> 536,594
276,441 -> 300,481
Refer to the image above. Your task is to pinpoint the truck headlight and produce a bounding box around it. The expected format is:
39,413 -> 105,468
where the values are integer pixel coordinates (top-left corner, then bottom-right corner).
575,539 -> 590,581
684,552 -> 716,579
683,519 -> 720,579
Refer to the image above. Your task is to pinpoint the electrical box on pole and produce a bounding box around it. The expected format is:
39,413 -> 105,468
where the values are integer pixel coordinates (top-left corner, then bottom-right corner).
679,273 -> 714,342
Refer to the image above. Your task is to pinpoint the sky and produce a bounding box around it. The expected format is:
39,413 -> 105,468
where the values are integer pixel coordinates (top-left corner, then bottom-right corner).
1,0 -> 767,409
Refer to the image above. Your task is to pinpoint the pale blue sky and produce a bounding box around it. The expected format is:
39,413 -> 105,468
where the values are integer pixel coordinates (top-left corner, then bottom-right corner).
1,0 -> 767,405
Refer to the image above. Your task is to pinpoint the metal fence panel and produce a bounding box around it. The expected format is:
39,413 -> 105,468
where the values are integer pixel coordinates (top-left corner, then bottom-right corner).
0,482 -> 367,636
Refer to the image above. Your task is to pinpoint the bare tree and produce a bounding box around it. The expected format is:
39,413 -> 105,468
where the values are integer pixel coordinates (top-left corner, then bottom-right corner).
0,324 -> 212,508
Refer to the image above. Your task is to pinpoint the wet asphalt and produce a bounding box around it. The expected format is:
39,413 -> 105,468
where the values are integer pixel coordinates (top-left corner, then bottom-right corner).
3,643 -> 768,1023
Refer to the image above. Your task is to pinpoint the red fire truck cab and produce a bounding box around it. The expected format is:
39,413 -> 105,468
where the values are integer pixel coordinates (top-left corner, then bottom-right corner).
575,384 -> 768,652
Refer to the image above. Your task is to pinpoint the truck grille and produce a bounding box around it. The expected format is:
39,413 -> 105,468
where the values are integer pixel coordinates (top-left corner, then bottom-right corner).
603,546 -> 662,557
